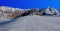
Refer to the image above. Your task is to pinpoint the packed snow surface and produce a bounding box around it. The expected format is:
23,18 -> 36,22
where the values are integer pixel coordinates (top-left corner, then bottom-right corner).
0,15 -> 60,31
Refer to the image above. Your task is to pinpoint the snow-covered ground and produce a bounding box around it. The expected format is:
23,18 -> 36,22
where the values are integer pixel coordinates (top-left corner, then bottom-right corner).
0,15 -> 60,31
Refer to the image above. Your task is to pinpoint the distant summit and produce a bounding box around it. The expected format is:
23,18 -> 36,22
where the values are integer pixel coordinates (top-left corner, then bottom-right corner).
44,6 -> 60,15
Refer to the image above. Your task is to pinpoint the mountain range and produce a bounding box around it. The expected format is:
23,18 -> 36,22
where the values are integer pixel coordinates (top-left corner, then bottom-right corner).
0,6 -> 60,22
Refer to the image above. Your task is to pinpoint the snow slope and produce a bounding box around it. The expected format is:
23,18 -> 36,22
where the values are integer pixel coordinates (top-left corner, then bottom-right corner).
0,15 -> 60,31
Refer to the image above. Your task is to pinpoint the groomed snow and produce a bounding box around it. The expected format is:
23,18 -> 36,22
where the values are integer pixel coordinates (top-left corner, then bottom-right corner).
0,15 -> 60,31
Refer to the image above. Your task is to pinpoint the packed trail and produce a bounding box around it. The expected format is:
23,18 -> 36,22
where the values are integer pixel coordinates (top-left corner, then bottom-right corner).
0,15 -> 60,31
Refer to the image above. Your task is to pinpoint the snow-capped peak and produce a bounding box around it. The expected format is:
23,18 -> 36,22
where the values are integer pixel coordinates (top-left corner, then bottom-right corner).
44,6 -> 60,15
45,7 -> 53,14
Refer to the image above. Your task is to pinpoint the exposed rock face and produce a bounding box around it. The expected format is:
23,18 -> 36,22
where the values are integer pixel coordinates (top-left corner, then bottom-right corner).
21,8 -> 42,16
32,8 -> 42,15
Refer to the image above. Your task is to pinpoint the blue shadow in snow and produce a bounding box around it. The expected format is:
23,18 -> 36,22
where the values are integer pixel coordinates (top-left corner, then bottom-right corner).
0,18 -> 18,25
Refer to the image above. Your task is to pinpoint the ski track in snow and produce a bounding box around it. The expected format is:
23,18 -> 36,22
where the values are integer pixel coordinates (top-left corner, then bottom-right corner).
0,15 -> 60,31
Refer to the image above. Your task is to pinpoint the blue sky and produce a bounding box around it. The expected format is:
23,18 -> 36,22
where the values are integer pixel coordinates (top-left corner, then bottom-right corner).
0,0 -> 60,9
